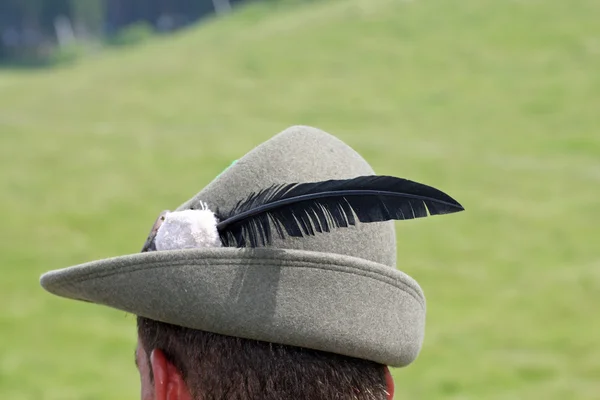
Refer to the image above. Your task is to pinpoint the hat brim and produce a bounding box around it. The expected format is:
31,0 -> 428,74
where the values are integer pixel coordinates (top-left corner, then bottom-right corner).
40,247 -> 425,367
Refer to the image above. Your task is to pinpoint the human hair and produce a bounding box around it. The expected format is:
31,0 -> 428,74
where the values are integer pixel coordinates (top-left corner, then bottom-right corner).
137,316 -> 389,400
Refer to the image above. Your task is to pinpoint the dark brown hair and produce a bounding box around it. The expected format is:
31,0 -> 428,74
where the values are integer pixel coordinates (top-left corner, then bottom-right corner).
137,316 -> 388,400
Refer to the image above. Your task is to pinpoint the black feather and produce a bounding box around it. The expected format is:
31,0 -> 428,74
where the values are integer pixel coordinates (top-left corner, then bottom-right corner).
216,175 -> 464,247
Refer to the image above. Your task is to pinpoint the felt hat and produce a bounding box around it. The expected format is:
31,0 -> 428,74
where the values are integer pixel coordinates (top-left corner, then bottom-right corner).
40,126 -> 463,367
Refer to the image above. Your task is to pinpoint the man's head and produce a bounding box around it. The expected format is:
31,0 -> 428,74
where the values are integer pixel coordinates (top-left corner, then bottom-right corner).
135,316 -> 393,400
41,126 -> 463,399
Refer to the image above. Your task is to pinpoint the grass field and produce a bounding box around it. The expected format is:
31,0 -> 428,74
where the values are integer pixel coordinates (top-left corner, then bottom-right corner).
1,0 -> 599,398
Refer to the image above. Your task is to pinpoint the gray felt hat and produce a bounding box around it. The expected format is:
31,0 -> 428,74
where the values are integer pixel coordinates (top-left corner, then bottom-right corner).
40,126 -> 463,368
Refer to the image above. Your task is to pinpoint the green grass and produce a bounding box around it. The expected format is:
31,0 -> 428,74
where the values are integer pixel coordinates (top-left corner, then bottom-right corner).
1,0 -> 599,398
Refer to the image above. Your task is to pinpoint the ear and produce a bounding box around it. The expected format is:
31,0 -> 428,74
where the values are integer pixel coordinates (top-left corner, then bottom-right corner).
384,367 -> 395,400
150,349 -> 193,400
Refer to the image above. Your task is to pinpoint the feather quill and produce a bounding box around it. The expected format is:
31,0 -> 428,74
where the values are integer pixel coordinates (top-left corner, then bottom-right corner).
216,175 -> 464,247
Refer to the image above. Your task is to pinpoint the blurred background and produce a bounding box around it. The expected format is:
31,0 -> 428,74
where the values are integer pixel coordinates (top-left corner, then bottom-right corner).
1,0 -> 598,399
0,0 -> 246,66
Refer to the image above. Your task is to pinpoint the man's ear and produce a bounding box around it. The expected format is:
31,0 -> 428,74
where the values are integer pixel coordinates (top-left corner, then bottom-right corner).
150,349 -> 192,400
384,367 -> 395,400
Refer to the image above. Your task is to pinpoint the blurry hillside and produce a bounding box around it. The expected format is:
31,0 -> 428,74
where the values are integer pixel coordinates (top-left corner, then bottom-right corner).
1,0 -> 599,399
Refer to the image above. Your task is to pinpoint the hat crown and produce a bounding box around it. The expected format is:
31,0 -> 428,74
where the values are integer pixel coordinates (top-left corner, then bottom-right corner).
177,126 -> 397,268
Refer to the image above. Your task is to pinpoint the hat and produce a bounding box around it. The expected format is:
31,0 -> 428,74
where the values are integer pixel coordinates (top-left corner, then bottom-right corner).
40,126 -> 463,367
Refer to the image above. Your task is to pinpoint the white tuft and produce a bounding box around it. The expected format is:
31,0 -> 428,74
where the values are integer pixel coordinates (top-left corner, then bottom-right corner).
155,208 -> 222,251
